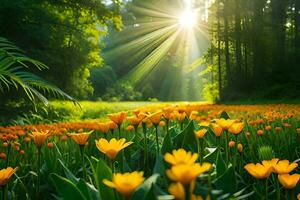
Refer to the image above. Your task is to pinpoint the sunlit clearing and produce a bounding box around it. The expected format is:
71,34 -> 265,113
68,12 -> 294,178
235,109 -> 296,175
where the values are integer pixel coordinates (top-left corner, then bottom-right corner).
178,9 -> 197,28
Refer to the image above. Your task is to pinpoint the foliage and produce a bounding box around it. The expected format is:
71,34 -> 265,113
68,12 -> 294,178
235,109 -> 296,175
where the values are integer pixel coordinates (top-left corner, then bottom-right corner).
0,37 -> 75,105
0,0 -> 122,98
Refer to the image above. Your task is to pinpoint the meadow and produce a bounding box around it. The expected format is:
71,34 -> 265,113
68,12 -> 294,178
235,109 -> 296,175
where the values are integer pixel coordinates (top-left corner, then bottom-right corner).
0,103 -> 299,199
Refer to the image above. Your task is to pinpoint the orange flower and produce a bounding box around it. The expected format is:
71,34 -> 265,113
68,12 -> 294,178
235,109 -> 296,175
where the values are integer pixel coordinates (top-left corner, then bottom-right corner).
244,163 -> 272,179
47,142 -> 54,149
237,144 -> 243,153
257,130 -> 264,136
68,131 -> 93,146
273,160 -> 298,174
195,129 -> 207,139
211,123 -> 222,137
125,125 -> 135,131
30,130 -> 50,148
107,112 -> 127,125
98,122 -> 110,134
228,122 -> 244,135
278,174 -> 300,189
0,167 -> 18,186
146,111 -> 163,125
215,119 -> 236,130
229,141 -> 235,148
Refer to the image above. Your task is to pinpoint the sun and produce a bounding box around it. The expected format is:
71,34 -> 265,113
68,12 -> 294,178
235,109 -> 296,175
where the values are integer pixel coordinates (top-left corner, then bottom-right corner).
178,9 -> 197,28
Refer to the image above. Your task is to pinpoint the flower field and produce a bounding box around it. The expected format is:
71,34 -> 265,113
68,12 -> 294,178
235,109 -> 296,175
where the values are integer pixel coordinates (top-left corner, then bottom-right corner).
0,103 -> 300,200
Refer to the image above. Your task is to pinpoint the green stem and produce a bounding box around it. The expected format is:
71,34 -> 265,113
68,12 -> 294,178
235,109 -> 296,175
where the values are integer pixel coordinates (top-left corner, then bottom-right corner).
224,131 -> 229,164
37,147 -> 41,194
79,145 -> 86,179
276,177 -> 280,200
185,184 -> 191,200
265,178 -> 268,200
142,123 -> 148,174
2,185 -> 7,200
155,125 -> 160,155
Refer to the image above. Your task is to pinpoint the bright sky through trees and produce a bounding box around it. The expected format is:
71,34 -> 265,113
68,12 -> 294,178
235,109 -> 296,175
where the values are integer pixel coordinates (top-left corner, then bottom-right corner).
104,0 -> 210,100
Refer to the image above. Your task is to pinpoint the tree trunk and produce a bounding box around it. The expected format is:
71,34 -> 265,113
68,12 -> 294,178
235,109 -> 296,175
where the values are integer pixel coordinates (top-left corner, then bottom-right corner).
234,0 -> 242,82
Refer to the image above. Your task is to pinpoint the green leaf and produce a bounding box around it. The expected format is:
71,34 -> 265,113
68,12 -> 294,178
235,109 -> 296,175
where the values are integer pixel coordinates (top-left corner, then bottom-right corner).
220,111 -> 230,119
203,147 -> 218,163
161,131 -> 173,155
95,158 -> 114,200
216,151 -> 227,177
153,154 -> 165,176
77,179 -> 100,200
173,121 -> 197,149
50,173 -> 87,200
214,165 -> 237,194
144,184 -> 158,200
131,174 -> 160,200
58,159 -> 79,184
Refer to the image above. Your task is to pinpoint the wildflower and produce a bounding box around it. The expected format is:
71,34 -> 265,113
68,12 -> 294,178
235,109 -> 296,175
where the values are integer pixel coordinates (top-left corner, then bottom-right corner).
47,142 -> 54,149
2,142 -> 8,148
215,118 -> 236,130
265,125 -> 272,131
261,158 -> 279,172
228,122 -> 244,135
257,130 -> 264,136
278,174 -> 300,189
244,163 -> 272,179
95,138 -> 133,160
19,150 -> 25,155
195,129 -> 207,139
229,141 -> 235,148
245,132 -> 251,137
97,122 -> 110,134
273,160 -> 298,174
0,167 -> 18,186
159,121 -> 166,127
24,137 -> 31,143
103,171 -> 144,197
0,153 -> 6,160
68,131 -> 93,146
108,121 -> 118,130
168,182 -> 185,200
125,125 -> 135,131
237,144 -> 243,153
166,163 -> 212,184
147,111 -> 163,125
164,149 -> 198,166
107,112 -> 127,126
30,130 -> 50,148
211,123 -> 222,137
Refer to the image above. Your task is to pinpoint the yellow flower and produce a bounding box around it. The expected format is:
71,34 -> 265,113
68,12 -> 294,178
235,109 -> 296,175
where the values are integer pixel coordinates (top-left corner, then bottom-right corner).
146,111 -> 163,125
168,182 -> 185,200
0,167 -> 18,186
261,158 -> 279,172
195,129 -> 207,139
273,160 -> 298,174
228,122 -> 244,135
166,163 -> 212,184
237,143 -> 243,153
164,149 -> 198,166
95,138 -> 133,160
278,174 -> 300,189
244,163 -> 272,179
199,121 -> 210,127
67,131 -> 93,146
127,114 -> 145,126
30,130 -> 50,148
215,119 -> 236,130
211,123 -> 222,137
103,171 -> 144,197
107,112 -> 127,125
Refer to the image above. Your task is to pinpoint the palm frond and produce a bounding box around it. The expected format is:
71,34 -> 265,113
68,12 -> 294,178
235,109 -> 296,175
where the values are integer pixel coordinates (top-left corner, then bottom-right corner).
0,36 -> 78,106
